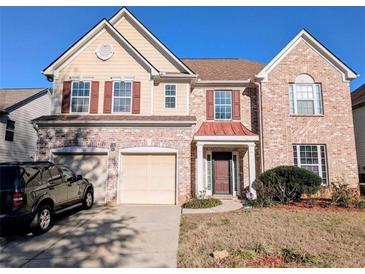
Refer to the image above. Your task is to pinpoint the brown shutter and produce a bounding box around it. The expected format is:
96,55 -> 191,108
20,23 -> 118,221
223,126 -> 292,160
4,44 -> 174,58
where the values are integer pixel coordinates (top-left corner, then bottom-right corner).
90,81 -> 99,114
232,90 -> 241,120
103,81 -> 113,114
61,81 -> 71,113
206,90 -> 214,120
132,81 -> 141,114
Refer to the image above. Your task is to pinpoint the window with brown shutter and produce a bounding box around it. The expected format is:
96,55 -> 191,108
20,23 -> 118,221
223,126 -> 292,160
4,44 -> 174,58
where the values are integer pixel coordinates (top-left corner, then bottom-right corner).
132,81 -> 141,114
232,90 -> 241,120
61,81 -> 71,113
90,81 -> 99,113
206,90 -> 214,120
103,81 -> 113,113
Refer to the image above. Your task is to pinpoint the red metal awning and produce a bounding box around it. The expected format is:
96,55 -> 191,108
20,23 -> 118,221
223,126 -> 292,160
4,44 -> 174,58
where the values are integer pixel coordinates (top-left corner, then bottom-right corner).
195,122 -> 256,136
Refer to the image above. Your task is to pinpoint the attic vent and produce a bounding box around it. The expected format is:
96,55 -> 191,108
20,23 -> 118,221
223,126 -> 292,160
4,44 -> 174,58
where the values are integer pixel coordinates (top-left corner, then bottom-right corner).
96,44 -> 114,61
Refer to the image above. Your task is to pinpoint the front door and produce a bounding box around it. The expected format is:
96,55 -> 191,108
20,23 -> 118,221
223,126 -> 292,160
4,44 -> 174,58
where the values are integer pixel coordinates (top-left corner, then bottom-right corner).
213,152 -> 231,194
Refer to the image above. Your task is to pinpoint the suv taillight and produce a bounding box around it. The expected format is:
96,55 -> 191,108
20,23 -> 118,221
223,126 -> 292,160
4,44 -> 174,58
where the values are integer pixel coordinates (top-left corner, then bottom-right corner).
12,192 -> 25,207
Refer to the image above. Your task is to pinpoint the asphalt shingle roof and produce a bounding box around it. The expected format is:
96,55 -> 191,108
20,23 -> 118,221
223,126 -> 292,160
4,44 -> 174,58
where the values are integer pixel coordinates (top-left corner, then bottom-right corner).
181,58 -> 265,81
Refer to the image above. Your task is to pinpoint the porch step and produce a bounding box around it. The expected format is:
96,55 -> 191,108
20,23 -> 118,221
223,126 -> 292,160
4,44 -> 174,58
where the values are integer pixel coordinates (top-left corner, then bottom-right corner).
212,194 -> 238,200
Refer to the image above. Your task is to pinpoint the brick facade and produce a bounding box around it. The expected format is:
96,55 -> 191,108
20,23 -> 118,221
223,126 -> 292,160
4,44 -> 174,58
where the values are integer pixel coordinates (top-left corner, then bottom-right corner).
36,127 -> 194,205
261,40 -> 359,188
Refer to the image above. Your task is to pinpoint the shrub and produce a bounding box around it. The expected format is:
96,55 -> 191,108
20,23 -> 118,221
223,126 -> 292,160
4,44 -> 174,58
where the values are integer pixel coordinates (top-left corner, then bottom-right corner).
183,198 -> 222,209
331,178 -> 359,208
360,185 -> 365,196
281,248 -> 317,264
259,166 -> 322,203
247,180 -> 274,207
356,200 -> 365,209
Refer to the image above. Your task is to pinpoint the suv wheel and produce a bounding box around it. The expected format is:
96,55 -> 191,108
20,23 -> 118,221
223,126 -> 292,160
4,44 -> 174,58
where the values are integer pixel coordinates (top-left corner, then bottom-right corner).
83,190 -> 93,210
31,204 -> 54,235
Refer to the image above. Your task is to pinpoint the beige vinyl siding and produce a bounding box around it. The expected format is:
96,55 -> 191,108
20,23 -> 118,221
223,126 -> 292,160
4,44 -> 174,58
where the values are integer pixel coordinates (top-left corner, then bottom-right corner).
153,83 -> 189,115
0,93 -> 51,163
53,29 -> 152,115
114,17 -> 181,73
353,106 -> 365,174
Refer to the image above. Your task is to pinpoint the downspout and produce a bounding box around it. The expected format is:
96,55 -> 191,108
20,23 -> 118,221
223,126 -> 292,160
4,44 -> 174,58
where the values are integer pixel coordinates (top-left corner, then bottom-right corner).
251,80 -> 265,173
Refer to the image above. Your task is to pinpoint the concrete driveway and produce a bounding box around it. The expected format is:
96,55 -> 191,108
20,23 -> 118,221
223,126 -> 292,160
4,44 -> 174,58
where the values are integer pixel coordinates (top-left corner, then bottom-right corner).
0,205 -> 181,267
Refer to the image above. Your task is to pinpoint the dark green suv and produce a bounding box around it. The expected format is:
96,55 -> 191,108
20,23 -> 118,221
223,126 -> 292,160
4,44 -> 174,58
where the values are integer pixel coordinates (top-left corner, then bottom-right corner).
0,161 -> 94,235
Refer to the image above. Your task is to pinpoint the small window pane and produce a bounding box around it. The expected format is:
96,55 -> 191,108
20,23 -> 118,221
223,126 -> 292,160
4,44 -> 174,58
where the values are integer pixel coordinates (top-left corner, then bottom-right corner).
5,120 -> 15,141
214,91 -> 232,120
165,85 -> 176,108
293,84 -> 322,115
293,144 -> 328,185
113,81 -> 132,112
71,81 -> 90,113
207,154 -> 212,191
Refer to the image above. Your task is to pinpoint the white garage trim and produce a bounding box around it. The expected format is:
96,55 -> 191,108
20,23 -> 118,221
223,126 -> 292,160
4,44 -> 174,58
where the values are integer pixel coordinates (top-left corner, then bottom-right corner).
117,147 -> 178,205
50,146 -> 110,205
119,147 -> 178,154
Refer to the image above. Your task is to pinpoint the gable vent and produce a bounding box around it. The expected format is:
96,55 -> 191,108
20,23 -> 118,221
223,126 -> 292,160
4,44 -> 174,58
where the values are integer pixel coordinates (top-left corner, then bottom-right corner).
96,43 -> 114,61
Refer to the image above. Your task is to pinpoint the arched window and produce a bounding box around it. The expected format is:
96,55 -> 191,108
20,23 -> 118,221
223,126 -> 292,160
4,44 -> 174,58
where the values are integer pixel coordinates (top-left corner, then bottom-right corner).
289,74 -> 323,115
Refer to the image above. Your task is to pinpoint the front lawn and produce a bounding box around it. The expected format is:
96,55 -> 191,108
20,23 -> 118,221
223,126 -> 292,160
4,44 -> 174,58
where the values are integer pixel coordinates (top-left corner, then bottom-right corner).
178,207 -> 365,267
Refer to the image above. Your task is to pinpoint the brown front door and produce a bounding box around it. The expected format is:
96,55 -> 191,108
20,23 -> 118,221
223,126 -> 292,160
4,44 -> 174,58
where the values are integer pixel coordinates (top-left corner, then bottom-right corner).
213,152 -> 231,194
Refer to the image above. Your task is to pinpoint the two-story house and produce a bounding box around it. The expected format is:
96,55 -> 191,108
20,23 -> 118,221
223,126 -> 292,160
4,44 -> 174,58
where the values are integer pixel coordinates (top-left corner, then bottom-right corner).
33,7 -> 359,205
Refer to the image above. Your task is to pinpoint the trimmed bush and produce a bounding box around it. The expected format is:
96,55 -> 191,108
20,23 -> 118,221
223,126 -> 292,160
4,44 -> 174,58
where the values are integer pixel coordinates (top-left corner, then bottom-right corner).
183,198 -> 222,209
259,165 -> 322,203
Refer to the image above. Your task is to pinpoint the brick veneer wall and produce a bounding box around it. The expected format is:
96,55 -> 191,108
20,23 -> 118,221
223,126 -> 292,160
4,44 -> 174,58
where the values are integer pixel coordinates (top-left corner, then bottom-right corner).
189,86 -> 261,196
261,40 -> 359,188
36,127 -> 194,205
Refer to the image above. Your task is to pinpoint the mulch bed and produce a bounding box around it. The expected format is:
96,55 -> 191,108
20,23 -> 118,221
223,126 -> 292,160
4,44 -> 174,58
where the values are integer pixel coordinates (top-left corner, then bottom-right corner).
272,199 -> 364,212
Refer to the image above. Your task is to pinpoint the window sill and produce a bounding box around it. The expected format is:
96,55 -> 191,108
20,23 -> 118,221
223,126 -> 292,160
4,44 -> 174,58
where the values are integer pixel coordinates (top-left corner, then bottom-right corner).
290,114 -> 324,118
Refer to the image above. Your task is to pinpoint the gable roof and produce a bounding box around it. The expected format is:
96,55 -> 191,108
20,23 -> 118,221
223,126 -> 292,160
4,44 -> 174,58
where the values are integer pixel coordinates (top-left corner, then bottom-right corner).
256,29 -> 358,82
109,7 -> 195,75
0,88 -> 49,113
42,19 -> 159,78
182,58 -> 265,81
352,84 -> 365,109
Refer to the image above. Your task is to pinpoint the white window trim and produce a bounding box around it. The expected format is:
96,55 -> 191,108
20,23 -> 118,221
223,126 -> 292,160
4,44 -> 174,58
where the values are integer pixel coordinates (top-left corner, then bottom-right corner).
164,84 -> 177,109
295,144 -> 328,185
111,80 -> 133,114
214,90 -> 232,120
70,80 -> 91,114
291,83 -> 323,116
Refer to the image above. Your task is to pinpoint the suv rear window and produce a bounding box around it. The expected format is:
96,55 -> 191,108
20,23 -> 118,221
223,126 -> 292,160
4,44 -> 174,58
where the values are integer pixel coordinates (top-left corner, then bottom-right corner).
0,166 -> 19,190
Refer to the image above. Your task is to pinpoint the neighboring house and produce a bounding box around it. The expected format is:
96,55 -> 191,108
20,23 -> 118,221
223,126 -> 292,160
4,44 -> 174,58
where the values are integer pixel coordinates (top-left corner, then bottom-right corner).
352,84 -> 365,183
33,7 -> 359,205
0,88 -> 51,163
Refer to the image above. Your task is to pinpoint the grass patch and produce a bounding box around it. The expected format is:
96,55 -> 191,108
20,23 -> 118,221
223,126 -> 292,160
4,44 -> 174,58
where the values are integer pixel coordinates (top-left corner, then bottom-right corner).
207,217 -> 230,227
183,198 -> 222,209
178,208 -> 365,267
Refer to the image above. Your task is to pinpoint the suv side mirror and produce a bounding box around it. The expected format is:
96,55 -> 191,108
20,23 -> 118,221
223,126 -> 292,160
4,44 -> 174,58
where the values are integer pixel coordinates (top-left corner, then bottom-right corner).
67,176 -> 76,183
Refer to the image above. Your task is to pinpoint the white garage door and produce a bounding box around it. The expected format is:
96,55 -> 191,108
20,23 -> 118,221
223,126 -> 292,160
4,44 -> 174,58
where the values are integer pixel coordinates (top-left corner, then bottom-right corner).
52,153 -> 108,204
120,154 -> 176,204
